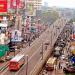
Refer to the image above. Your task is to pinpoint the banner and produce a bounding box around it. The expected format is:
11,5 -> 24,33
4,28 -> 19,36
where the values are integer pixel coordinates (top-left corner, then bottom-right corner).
27,3 -> 36,16
0,0 -> 7,12
11,30 -> 22,42
10,0 -> 20,9
18,1 -> 25,9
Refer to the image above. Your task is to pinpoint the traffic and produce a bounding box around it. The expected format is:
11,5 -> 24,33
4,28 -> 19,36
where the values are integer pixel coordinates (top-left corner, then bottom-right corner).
39,21 -> 75,75
0,0 -> 75,75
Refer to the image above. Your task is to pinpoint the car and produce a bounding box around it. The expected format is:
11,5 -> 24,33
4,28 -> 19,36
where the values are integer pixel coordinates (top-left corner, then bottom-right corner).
53,46 -> 62,57
60,55 -> 65,60
58,42 -> 66,48
54,50 -> 61,57
63,65 -> 75,73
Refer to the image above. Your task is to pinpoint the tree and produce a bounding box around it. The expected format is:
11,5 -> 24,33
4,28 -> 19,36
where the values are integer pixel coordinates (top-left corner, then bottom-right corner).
42,10 -> 59,25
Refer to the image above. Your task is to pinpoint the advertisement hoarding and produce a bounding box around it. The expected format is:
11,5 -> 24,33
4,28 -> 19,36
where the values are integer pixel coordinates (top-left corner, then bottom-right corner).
10,0 -> 20,9
18,1 -> 25,9
11,30 -> 22,42
0,0 -> 7,12
27,3 -> 36,16
10,0 -> 25,9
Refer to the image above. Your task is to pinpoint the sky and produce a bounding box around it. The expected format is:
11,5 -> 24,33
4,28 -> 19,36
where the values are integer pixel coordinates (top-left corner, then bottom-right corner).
42,0 -> 75,8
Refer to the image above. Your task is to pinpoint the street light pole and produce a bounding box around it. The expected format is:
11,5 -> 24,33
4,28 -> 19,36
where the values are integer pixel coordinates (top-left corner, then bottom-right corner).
16,0 -> 19,30
26,55 -> 28,75
56,28 -> 57,37
50,31 -> 52,47
41,42 -> 43,60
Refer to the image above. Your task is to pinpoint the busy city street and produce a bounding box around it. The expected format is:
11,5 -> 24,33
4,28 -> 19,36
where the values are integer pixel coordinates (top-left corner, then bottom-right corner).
0,0 -> 75,75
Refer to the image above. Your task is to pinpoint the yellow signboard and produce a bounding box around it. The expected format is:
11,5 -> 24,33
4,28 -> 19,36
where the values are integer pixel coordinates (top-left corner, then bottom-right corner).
0,4 -> 4,10
27,3 -> 36,16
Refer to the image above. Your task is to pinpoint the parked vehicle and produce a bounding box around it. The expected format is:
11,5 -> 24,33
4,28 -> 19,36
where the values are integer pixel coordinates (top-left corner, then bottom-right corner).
70,42 -> 75,46
58,40 -> 66,48
45,57 -> 57,71
54,46 -> 62,57
70,46 -> 75,55
63,65 -> 75,73
60,55 -> 66,60
9,54 -> 25,70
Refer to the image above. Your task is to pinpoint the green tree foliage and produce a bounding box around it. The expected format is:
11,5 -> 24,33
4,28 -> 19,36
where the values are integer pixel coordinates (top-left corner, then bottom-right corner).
42,10 -> 59,24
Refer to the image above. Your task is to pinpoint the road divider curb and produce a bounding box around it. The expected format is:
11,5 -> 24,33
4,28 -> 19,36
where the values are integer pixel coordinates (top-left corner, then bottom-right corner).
29,46 -> 52,75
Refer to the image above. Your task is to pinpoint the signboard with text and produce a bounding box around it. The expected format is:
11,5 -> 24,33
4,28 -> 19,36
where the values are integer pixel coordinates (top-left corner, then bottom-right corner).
10,0 -> 20,9
27,3 -> 36,16
18,1 -> 25,9
10,0 -> 25,9
11,30 -> 22,42
0,0 -> 7,12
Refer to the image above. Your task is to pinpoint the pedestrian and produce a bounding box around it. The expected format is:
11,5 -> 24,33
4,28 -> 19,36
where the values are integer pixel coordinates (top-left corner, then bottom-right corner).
29,41 -> 31,46
28,38 -> 31,46
45,71 -> 48,75
54,64 -> 57,71
38,32 -> 39,38
54,64 -> 58,74
59,61 -> 62,69
45,45 -> 47,50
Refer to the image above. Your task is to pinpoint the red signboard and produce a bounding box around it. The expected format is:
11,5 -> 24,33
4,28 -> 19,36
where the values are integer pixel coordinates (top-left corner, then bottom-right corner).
0,0 -> 7,12
10,0 -> 20,9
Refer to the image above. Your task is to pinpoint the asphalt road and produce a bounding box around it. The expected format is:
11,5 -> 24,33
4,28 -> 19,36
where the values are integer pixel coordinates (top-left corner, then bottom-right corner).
1,18 -> 70,75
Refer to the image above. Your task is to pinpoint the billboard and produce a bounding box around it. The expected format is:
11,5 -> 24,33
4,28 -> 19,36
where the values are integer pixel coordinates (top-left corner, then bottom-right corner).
27,3 -> 36,16
10,0 -> 20,9
11,30 -> 22,42
0,0 -> 7,12
10,0 -> 25,9
18,1 -> 25,9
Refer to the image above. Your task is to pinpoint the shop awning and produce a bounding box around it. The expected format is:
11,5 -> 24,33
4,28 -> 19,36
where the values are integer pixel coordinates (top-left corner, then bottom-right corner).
0,45 -> 9,57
